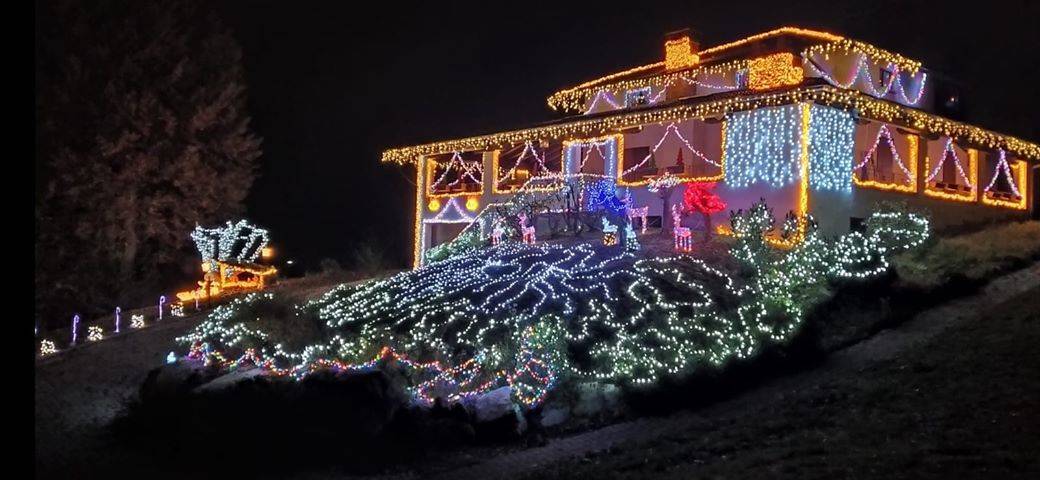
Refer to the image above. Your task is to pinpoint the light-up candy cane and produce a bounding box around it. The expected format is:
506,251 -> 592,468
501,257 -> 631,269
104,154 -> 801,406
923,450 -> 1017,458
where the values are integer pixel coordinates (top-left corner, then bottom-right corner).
71,314 -> 80,346
115,306 -> 121,333
158,296 -> 166,321
194,290 -> 200,310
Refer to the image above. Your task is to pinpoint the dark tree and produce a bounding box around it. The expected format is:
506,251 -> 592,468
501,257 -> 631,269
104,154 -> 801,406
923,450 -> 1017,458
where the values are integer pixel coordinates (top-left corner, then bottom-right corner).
35,0 -> 262,327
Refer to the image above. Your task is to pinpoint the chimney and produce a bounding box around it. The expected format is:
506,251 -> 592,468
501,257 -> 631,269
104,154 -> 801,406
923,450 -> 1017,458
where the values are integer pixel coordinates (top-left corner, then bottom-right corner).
664,28 -> 700,70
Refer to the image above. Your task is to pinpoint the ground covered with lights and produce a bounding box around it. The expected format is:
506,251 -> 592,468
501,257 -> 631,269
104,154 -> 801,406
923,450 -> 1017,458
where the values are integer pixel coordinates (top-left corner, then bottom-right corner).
170,201 -> 928,404
36,217 -> 1040,478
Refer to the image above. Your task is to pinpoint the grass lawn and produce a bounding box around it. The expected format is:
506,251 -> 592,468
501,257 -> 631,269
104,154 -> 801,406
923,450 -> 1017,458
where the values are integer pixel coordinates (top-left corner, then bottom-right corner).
523,284 -> 1040,479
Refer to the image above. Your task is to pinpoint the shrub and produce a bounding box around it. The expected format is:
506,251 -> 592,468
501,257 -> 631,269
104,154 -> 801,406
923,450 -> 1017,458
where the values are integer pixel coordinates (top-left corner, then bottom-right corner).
893,221 -> 1040,287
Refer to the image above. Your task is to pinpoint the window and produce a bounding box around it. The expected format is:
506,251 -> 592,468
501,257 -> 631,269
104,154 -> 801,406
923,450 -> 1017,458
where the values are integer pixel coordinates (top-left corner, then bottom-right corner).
880,68 -> 895,94
625,87 -> 651,107
853,125 -> 917,193
426,151 -> 484,196
494,142 -> 562,193
923,139 -> 975,202
621,146 -> 654,183
981,150 -> 1027,210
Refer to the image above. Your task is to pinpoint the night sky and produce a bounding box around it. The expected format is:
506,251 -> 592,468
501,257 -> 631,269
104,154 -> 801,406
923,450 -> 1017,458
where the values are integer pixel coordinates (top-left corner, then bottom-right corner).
215,0 -> 1040,270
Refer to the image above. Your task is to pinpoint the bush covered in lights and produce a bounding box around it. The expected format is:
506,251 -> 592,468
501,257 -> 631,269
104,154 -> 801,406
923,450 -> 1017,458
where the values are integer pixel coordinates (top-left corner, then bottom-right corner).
176,201 -> 929,410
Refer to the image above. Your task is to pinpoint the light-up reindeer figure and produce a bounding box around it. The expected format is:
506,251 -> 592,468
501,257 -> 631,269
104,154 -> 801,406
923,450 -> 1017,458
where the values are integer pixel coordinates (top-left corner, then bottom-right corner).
491,218 -> 505,246
672,204 -> 692,252
518,212 -> 536,244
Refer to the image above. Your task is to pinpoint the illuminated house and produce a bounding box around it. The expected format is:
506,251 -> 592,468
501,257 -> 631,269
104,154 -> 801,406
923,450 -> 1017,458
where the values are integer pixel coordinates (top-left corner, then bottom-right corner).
382,27 -> 1039,267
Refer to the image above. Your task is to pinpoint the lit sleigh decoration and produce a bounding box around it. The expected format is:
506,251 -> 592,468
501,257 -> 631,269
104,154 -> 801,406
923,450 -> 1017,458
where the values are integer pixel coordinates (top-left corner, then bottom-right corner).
177,220 -> 277,303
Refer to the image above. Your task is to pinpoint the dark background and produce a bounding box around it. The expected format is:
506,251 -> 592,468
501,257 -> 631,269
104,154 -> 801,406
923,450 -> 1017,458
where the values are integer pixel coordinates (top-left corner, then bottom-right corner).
214,0 -> 1040,270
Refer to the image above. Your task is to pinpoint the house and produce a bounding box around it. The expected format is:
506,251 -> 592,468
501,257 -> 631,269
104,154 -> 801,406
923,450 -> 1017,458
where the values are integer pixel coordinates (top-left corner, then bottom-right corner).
381,27 -> 1040,267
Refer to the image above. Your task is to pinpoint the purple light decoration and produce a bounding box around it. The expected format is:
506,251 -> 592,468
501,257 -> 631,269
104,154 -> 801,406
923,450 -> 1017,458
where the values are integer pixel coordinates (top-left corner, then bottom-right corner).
71,314 -> 80,346
158,296 -> 166,321
115,307 -> 121,333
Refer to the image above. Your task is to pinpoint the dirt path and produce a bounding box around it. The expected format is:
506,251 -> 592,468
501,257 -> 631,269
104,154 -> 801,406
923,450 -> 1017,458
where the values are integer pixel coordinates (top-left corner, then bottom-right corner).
417,263 -> 1040,480
34,313 -> 202,474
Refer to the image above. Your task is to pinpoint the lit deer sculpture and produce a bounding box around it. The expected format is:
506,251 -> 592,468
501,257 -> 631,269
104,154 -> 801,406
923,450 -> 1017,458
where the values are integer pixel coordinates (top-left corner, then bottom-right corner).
518,212 -> 536,244
490,219 -> 505,246
672,204 -> 692,252
627,205 -> 649,234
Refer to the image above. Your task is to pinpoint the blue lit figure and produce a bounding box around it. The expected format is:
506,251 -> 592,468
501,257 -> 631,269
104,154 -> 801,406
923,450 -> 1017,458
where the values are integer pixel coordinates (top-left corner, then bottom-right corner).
166,351 -> 177,364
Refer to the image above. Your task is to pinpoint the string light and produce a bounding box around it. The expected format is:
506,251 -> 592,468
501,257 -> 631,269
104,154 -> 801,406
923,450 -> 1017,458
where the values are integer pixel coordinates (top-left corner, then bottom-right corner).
804,52 -> 926,105
171,303 -> 185,317
87,325 -> 103,342
131,314 -> 145,329
618,122 -> 722,186
923,139 -> 977,202
383,86 -> 1039,165
175,202 -> 929,400
806,104 -> 855,192
724,104 -> 801,188
71,314 -> 79,346
747,53 -> 803,91
40,339 -> 57,357
853,125 -> 917,193
664,35 -> 699,70
982,149 -> 1028,210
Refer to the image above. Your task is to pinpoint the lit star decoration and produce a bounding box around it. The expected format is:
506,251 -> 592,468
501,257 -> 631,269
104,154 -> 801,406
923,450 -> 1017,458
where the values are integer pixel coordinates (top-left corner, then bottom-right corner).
175,203 -> 928,405
40,339 -> 57,356
87,325 -> 103,342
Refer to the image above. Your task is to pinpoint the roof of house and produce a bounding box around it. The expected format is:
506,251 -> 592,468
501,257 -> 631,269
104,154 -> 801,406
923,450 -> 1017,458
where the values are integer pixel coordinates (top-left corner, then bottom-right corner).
380,27 -> 1038,165
546,27 -> 922,113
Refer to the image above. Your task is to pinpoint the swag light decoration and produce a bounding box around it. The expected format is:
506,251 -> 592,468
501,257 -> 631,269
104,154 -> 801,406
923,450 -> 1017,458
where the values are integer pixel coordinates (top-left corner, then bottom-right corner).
177,201 -> 929,403
853,125 -> 918,193
923,138 -> 977,202
384,86 -> 1039,166
804,51 -> 926,105
982,149 -> 1028,210
618,122 -> 722,186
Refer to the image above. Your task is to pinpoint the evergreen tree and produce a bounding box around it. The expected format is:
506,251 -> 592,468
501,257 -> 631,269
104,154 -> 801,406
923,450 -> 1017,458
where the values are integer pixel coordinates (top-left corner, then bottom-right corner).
35,0 -> 262,327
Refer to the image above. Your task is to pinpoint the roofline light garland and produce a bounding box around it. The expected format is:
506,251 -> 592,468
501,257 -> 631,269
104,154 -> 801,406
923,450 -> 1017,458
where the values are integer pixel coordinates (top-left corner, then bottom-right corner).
382,86 -> 1040,165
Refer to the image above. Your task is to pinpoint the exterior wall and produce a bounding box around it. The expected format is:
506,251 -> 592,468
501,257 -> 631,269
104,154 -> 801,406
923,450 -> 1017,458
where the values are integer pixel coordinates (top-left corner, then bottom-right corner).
819,120 -> 1034,234
413,111 -> 1033,267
